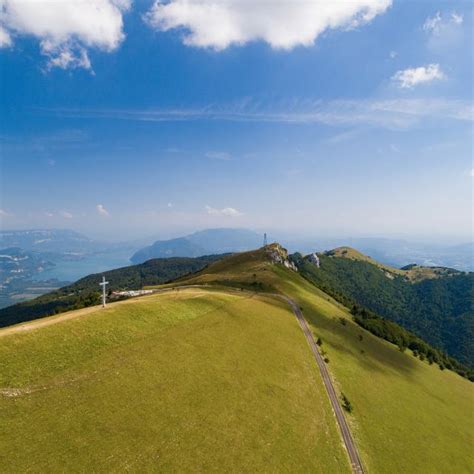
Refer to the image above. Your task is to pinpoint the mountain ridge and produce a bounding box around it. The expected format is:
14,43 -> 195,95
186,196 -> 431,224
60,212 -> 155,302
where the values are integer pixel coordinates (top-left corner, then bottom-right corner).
293,248 -> 473,367
130,228 -> 262,264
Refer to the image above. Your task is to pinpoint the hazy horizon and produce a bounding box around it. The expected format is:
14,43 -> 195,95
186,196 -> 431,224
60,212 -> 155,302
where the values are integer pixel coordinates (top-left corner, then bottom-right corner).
1,1 -> 473,243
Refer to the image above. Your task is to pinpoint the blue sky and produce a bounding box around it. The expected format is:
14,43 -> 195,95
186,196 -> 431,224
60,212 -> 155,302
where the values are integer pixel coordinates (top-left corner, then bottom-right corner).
0,0 -> 472,241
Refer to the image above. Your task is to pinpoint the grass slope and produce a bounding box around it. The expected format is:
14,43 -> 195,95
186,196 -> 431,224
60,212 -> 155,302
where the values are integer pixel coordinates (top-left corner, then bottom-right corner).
0,288 -> 349,472
171,247 -> 474,473
294,252 -> 473,367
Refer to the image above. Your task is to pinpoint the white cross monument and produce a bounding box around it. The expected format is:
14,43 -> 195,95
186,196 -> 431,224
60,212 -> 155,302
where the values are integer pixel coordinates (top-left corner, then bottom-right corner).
99,276 -> 109,307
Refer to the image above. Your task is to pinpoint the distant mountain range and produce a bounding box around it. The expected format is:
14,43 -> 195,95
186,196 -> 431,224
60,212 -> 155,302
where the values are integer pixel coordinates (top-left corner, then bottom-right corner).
130,228 -> 263,264
0,229 -> 141,308
131,229 -> 473,271
284,237 -> 474,272
0,229 -> 95,253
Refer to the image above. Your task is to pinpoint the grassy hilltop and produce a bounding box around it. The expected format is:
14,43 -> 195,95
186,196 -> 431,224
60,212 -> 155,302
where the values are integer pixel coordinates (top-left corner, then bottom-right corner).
1,244 -> 473,473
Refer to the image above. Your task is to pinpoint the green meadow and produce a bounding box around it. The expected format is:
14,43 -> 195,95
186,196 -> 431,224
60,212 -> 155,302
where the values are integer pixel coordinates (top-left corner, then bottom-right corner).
0,289 -> 349,472
1,247 -> 473,473
178,248 -> 474,473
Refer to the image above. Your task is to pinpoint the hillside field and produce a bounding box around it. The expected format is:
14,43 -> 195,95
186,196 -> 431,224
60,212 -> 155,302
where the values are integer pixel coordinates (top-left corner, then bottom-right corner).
169,247 -> 474,473
0,288 -> 349,472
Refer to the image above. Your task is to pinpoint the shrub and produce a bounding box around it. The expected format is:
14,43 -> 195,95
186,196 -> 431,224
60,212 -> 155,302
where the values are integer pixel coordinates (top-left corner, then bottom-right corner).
341,393 -> 353,413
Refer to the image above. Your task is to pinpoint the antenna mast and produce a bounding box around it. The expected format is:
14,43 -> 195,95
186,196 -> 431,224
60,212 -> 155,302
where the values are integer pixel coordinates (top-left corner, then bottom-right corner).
99,276 -> 109,308
263,233 -> 267,247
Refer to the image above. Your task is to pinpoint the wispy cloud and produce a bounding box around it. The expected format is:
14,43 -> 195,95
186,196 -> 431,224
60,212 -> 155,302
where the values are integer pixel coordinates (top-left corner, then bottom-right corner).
205,205 -> 242,217
96,204 -> 110,217
423,11 -> 464,52
0,208 -> 12,217
59,210 -> 73,219
41,98 -> 473,130
423,11 -> 463,35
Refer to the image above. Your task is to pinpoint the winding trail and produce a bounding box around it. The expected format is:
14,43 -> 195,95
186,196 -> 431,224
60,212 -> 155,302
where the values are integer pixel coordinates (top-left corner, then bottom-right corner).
280,295 -> 364,474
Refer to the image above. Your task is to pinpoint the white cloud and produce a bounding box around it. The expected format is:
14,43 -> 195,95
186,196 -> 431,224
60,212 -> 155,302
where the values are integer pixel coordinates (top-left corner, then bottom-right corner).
59,210 -> 73,219
45,211 -> 54,217
451,12 -> 463,25
145,0 -> 391,50
205,151 -> 231,161
470,169 -> 474,178
423,11 -> 463,35
389,50 -> 397,59
205,205 -> 242,217
0,0 -> 131,69
423,11 -> 442,34
96,204 -> 110,216
0,25 -> 12,47
167,202 -> 173,208
392,64 -> 445,89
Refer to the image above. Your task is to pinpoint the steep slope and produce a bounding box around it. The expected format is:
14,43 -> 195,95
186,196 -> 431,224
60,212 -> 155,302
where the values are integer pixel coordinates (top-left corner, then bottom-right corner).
131,228 -> 261,264
294,248 -> 473,367
0,254 -> 225,328
0,289 -> 349,472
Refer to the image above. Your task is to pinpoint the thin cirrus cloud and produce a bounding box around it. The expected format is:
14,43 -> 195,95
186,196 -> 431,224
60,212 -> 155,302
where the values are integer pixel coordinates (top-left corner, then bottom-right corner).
422,11 -> 464,52
423,11 -> 463,35
0,0 -> 131,70
43,97 -> 473,129
392,64 -> 445,89
145,0 -> 392,50
205,205 -> 242,217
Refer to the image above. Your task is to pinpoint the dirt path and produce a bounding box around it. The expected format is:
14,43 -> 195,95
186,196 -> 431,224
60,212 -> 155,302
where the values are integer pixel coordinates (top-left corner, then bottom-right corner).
279,295 -> 365,474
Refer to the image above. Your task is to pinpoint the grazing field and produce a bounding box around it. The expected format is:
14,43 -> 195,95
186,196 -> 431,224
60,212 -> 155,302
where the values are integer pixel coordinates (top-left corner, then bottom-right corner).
0,288 -> 349,472
280,273 -> 474,474
177,248 -> 474,473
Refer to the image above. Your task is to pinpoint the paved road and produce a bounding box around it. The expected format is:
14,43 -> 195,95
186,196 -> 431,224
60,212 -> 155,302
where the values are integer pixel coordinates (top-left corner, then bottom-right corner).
279,295 -> 364,474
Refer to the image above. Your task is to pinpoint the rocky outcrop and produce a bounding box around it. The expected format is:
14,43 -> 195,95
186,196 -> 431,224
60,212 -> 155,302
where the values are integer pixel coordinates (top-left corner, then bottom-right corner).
266,244 -> 298,271
307,252 -> 320,268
